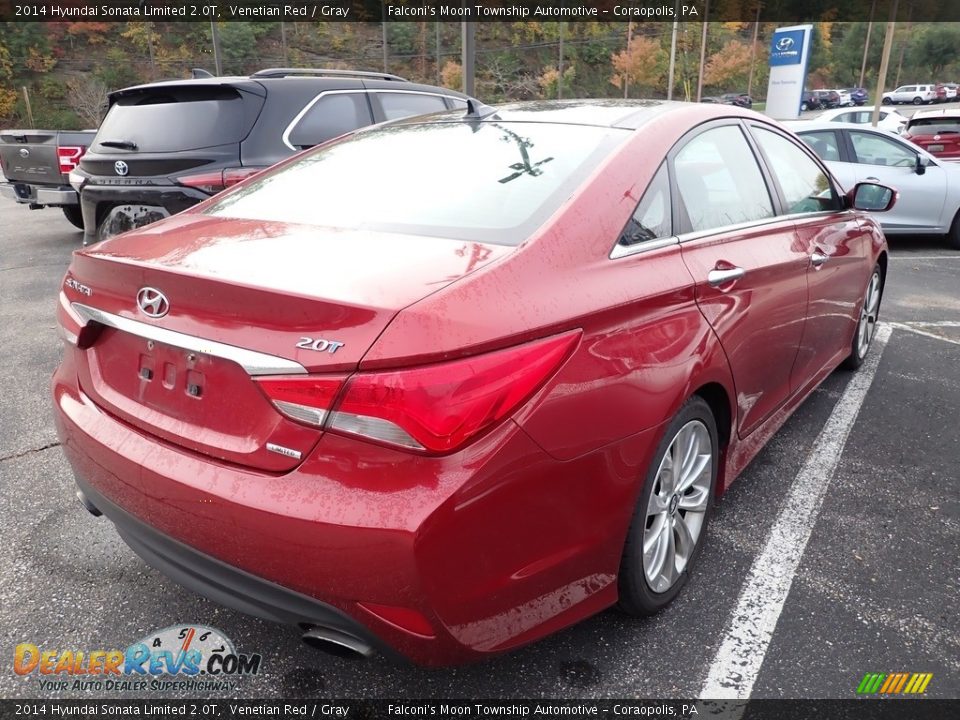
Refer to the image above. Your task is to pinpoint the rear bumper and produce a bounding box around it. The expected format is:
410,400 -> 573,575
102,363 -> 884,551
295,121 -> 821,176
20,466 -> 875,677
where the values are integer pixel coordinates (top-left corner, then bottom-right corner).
1,181 -> 77,205
53,350 -> 645,665
80,183 -> 210,243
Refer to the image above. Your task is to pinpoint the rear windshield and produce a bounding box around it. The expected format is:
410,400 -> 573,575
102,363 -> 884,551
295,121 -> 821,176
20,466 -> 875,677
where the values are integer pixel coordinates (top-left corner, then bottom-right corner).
95,87 -> 256,153
907,117 -> 960,135
204,120 -> 626,245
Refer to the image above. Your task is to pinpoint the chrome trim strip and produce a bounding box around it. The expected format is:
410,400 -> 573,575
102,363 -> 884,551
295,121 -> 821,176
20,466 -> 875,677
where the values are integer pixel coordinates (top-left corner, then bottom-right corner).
676,215 -> 791,244
71,303 -> 307,376
610,236 -> 679,260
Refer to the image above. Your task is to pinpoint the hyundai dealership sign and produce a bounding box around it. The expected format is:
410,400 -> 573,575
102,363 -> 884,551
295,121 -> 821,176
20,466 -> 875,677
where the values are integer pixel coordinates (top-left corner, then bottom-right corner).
765,25 -> 813,120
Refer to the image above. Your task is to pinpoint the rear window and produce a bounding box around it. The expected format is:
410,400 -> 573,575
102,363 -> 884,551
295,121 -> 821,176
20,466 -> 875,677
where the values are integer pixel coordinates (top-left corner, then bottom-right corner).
907,117 -> 960,135
204,120 -> 626,245
95,86 -> 257,153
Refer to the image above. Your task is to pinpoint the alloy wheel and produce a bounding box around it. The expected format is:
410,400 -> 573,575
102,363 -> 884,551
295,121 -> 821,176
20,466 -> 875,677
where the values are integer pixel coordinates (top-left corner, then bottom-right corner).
642,420 -> 712,593
857,271 -> 882,359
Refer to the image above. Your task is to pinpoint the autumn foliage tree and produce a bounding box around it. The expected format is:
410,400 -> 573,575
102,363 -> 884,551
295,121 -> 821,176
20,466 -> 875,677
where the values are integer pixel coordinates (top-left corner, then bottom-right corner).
703,40 -> 752,92
609,36 -> 666,95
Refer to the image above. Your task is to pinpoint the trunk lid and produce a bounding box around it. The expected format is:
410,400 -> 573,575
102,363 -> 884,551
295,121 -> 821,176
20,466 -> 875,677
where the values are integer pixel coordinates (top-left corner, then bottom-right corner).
67,214 -> 511,471
1,130 -> 63,184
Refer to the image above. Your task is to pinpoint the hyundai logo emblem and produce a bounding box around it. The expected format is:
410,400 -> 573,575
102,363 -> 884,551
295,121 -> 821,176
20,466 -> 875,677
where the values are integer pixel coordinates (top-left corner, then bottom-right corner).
776,37 -> 795,51
19,148 -> 29,158
114,160 -> 129,176
136,287 -> 169,318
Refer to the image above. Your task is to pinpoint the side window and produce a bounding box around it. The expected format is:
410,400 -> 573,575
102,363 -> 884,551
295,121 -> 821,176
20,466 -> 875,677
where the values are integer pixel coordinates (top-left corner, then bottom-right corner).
618,163 -> 671,247
377,92 -> 449,121
754,128 -> 840,214
849,131 -> 917,167
798,131 -> 842,162
834,112 -> 854,123
673,125 -> 774,233
288,93 -> 373,150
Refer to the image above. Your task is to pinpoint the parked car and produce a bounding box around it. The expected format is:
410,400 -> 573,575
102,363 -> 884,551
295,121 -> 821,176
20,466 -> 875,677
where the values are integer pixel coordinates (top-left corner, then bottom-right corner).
720,92 -> 752,108
56,100 -> 894,664
814,106 -> 907,135
812,89 -> 841,109
830,89 -> 853,107
700,96 -> 722,104
72,68 -> 469,244
845,87 -> 869,106
800,92 -> 823,112
902,109 -> 960,161
940,83 -> 959,102
789,119 -> 960,248
0,129 -> 95,228
881,84 -> 938,105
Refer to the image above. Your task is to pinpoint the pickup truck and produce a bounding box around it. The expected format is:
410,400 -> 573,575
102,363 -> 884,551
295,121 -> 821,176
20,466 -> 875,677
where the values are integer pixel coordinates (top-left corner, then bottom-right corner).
0,129 -> 96,229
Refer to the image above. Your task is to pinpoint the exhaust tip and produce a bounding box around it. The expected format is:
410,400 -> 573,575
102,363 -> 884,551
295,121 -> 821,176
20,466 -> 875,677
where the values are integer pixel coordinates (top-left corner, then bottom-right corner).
76,490 -> 102,517
301,626 -> 373,660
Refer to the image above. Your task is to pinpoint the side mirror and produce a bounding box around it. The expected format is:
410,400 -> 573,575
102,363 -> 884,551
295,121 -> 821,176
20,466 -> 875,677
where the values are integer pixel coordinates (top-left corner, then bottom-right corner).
849,182 -> 897,212
915,154 -> 926,175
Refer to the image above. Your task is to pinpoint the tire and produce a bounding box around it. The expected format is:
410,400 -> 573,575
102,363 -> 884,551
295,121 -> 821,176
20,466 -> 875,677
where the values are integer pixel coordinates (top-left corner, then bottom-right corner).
842,264 -> 883,371
617,396 -> 718,616
913,96 -> 922,105
801,102 -> 808,111
61,205 -> 84,230
881,97 -> 892,105
948,212 -> 960,251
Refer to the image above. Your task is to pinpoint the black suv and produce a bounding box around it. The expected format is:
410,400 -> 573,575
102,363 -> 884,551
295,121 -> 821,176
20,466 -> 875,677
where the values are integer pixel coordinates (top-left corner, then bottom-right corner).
73,68 -> 468,243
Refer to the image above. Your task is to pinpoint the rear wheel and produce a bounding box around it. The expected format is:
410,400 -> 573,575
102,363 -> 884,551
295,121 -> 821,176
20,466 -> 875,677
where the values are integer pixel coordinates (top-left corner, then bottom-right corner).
843,264 -> 883,370
913,96 -> 922,105
617,397 -> 718,616
882,97 -> 892,105
61,205 -> 84,230
801,102 -> 808,111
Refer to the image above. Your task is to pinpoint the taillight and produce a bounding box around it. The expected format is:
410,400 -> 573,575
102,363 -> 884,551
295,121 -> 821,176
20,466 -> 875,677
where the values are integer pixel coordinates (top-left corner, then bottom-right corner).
57,146 -> 86,174
256,331 -> 580,454
179,167 -> 262,194
255,375 -> 347,427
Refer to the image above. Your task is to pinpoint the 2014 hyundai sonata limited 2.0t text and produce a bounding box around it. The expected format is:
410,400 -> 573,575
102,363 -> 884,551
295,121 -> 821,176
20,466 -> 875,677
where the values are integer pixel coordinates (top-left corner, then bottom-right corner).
53,100 -> 895,665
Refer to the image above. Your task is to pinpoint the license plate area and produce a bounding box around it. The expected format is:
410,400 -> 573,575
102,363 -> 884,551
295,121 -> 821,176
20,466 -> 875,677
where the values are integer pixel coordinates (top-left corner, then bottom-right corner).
80,327 -> 321,472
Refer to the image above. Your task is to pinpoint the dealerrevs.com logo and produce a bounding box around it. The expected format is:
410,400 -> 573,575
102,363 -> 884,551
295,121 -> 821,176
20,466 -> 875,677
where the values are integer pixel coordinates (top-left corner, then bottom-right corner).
13,624 -> 261,693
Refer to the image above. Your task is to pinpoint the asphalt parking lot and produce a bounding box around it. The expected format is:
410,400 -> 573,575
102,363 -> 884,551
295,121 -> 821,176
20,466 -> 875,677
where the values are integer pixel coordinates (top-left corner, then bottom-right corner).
0,199 -> 957,701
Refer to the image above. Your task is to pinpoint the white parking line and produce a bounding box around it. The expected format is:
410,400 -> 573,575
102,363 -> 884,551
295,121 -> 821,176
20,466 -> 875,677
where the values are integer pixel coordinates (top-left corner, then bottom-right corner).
889,322 -> 960,346
700,324 -> 893,700
889,255 -> 960,261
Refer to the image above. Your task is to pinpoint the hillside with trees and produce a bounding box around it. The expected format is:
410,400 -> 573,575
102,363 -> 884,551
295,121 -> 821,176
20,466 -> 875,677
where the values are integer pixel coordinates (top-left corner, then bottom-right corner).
1,20 -> 959,129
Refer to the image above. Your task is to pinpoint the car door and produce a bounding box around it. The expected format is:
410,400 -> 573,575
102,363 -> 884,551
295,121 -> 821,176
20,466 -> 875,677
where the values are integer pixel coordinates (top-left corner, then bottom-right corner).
749,123 -> 869,386
843,128 -> 949,232
673,121 -> 809,438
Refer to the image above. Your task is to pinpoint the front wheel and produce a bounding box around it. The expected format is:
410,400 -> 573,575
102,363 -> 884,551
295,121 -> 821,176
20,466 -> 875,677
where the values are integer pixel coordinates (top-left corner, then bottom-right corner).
843,265 -> 883,370
881,97 -> 892,105
617,397 -> 718,616
947,212 -> 960,251
801,102 -> 808,111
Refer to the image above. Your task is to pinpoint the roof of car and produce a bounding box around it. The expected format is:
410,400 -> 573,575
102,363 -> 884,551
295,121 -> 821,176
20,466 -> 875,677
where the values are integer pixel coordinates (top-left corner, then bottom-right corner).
388,99 -> 763,131
911,108 -> 960,120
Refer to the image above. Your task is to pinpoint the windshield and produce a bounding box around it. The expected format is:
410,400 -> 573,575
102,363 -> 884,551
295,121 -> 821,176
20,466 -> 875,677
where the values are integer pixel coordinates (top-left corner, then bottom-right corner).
907,118 -> 960,135
204,120 -> 627,245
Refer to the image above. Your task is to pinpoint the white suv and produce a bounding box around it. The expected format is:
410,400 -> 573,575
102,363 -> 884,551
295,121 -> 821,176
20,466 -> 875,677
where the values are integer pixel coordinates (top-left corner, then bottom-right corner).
882,84 -> 938,105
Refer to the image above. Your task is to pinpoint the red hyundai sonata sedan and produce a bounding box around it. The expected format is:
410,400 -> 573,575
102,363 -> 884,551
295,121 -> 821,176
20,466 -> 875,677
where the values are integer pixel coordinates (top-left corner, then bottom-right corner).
53,100 -> 894,665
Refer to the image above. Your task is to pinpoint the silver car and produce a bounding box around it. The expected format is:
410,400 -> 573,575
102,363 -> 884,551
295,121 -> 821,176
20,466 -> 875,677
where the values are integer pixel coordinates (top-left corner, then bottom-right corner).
787,120 -> 960,249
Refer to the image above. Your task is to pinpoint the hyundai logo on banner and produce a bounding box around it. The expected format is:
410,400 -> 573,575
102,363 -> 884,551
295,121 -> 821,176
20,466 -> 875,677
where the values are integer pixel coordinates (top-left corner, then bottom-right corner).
770,29 -> 805,66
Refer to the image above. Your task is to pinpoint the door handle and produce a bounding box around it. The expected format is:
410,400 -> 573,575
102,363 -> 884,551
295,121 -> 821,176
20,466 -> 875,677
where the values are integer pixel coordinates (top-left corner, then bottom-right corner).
811,252 -> 829,267
865,176 -> 879,182
707,267 -> 746,286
